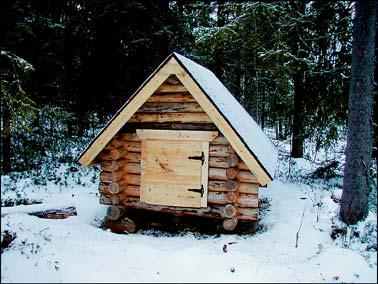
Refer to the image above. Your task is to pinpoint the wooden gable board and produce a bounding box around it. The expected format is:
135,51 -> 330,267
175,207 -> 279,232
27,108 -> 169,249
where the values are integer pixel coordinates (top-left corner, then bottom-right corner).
77,53 -> 276,186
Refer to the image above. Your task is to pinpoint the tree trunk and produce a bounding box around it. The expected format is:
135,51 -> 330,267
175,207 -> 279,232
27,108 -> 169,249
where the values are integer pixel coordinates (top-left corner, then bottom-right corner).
289,2 -> 307,158
340,0 -> 377,224
1,106 -> 12,173
291,72 -> 305,158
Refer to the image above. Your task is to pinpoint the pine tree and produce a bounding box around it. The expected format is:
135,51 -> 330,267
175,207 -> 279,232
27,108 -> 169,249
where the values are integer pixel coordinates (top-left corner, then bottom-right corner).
340,0 -> 377,224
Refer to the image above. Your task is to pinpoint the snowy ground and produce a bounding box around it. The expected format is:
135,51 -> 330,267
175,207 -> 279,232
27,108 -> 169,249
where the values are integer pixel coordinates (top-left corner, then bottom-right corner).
1,141 -> 377,283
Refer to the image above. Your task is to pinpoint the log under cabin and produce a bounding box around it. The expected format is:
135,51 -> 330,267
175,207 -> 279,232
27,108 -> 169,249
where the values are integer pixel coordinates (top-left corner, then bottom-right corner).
77,52 -> 278,232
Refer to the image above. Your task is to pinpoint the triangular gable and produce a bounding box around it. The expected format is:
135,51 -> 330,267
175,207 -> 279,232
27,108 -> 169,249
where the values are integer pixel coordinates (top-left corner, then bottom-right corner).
77,53 -> 278,186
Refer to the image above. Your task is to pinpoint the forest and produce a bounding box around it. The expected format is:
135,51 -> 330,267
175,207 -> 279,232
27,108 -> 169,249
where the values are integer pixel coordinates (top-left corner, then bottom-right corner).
1,1 -> 377,282
3,1 -> 375,169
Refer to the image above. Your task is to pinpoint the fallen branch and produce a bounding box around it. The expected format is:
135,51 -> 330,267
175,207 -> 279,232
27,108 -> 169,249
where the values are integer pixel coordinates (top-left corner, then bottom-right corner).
1,203 -> 77,219
28,206 -> 77,219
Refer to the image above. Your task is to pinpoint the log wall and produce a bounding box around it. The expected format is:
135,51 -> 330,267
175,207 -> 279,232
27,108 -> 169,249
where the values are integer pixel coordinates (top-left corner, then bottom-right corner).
95,76 -> 260,231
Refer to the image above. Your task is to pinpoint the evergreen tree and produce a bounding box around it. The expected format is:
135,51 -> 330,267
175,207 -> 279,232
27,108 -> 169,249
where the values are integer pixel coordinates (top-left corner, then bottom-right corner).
340,0 -> 377,224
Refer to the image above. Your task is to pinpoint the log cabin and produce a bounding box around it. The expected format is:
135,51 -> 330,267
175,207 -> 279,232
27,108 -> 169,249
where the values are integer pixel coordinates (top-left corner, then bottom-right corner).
77,52 -> 278,232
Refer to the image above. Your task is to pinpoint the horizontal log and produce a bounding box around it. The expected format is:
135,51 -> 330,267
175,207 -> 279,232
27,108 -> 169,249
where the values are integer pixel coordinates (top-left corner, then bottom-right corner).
112,182 -> 237,197
209,145 -> 234,157
209,168 -> 256,183
225,180 -> 259,194
223,217 -> 238,231
103,216 -> 136,233
100,168 -> 127,182
211,135 -> 229,145
157,84 -> 187,93
207,191 -> 238,205
238,183 -> 259,195
147,93 -> 196,103
236,171 -> 259,183
124,174 -> 140,186
105,137 -> 125,150
209,156 -> 228,168
123,185 -> 140,197
99,148 -> 240,169
122,197 -> 226,219
125,162 -> 141,174
122,122 -> 218,132
237,194 -> 258,208
124,141 -> 141,153
125,152 -> 141,163
129,113 -> 212,124
208,180 -> 235,192
209,168 -> 228,181
139,102 -> 203,113
165,76 -> 180,85
27,206 -> 77,219
237,208 -> 259,221
100,160 -> 127,172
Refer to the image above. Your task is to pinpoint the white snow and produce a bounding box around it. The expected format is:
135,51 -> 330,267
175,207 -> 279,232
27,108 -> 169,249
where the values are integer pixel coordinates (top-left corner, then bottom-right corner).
174,52 -> 278,179
1,159 -> 376,283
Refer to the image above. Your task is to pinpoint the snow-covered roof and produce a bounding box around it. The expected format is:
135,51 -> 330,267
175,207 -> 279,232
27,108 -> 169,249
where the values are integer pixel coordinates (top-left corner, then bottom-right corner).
173,53 -> 278,180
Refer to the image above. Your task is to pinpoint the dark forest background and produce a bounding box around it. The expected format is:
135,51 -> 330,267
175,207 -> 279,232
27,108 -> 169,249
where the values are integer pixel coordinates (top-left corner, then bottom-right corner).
0,1 -> 376,176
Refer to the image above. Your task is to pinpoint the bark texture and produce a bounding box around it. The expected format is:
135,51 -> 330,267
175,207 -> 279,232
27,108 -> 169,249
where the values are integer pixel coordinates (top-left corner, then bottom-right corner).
340,0 -> 377,224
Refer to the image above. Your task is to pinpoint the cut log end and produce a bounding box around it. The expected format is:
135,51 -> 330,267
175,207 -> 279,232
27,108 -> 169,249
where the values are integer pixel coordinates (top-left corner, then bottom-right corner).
226,167 -> 239,179
223,204 -> 237,218
106,205 -> 125,221
227,154 -> 239,167
223,217 -> 238,231
103,216 -> 136,234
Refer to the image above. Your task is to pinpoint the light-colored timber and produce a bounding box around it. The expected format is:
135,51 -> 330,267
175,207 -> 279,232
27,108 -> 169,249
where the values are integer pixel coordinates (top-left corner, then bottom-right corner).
237,208 -> 259,221
122,197 -> 227,219
136,129 -> 218,141
129,112 -> 212,124
157,83 -> 188,93
146,92 -> 196,103
139,102 -> 203,113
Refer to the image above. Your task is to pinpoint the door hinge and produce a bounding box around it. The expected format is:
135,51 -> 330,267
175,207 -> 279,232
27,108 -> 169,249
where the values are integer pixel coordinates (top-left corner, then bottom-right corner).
187,184 -> 204,197
188,151 -> 205,165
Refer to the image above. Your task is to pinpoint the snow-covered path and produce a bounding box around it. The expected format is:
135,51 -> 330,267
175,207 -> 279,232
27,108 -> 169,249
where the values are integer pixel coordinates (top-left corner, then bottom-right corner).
1,176 -> 376,283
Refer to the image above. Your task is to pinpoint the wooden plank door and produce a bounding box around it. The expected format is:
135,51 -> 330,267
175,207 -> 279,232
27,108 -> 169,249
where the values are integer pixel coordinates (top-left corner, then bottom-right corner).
140,140 -> 205,208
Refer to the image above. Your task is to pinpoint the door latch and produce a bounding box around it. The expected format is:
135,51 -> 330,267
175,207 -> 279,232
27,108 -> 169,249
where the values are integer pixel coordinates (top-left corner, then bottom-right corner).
187,184 -> 204,197
188,151 -> 205,165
